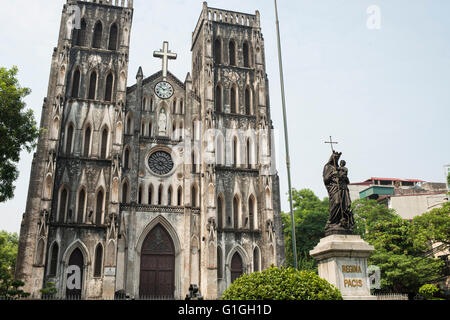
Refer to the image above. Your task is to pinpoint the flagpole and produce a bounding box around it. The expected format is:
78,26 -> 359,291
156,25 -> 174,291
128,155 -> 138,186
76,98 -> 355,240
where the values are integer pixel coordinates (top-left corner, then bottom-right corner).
274,0 -> 298,269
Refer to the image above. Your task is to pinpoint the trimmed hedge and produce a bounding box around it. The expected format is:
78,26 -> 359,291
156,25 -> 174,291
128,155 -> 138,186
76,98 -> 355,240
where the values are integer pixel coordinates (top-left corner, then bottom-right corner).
222,267 -> 342,300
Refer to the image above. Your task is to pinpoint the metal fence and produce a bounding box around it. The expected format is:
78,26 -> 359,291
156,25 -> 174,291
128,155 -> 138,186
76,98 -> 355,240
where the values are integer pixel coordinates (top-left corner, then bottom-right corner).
375,293 -> 409,301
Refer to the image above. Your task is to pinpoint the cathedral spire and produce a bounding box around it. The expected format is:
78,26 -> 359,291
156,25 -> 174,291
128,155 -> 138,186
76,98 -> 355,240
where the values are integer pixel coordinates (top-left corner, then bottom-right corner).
136,66 -> 143,80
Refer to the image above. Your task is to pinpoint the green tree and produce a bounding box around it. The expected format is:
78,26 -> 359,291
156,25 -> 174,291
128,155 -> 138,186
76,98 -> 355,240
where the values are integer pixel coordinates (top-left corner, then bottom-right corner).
0,230 -> 29,298
282,189 -> 329,269
0,66 -> 40,203
221,267 -> 342,300
352,202 -> 445,295
409,202 -> 450,253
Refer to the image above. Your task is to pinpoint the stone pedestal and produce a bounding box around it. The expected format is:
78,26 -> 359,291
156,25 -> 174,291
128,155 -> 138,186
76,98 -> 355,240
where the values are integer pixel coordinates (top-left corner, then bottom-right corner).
310,234 -> 376,300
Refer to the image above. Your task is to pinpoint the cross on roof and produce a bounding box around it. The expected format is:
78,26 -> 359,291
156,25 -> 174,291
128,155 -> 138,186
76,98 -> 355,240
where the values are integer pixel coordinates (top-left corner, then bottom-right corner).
153,41 -> 177,80
325,136 -> 339,152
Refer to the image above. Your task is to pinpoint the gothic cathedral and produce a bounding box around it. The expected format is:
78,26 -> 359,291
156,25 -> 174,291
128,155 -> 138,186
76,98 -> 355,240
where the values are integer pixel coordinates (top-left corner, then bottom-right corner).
15,0 -> 285,300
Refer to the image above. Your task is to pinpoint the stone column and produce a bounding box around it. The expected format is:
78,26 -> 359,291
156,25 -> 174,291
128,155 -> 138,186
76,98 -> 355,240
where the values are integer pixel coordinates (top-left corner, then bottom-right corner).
310,234 -> 376,300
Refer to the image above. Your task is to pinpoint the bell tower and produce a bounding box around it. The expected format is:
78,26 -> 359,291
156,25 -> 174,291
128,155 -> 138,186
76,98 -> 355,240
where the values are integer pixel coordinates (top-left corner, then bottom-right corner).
16,0 -> 133,298
192,2 -> 284,298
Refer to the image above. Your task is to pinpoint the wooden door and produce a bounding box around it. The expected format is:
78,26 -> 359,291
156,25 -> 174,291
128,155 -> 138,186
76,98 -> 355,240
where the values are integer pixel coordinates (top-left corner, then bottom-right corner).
231,253 -> 243,283
140,225 -> 175,299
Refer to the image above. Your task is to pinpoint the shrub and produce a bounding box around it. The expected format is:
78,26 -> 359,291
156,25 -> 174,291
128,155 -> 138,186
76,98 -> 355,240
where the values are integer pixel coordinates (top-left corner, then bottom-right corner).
221,267 -> 342,300
418,284 -> 441,300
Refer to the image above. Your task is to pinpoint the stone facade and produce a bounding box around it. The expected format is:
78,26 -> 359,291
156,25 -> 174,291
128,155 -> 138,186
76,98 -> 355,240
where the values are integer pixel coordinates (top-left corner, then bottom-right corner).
16,0 -> 284,300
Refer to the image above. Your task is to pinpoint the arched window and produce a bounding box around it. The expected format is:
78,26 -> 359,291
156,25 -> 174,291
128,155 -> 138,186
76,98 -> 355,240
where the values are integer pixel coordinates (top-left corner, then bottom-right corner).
83,126 -> 91,157
172,98 -> 177,114
66,124 -> 74,155
77,188 -> 86,224
149,121 -> 153,137
142,97 -> 147,111
245,87 -> 251,115
243,41 -> 250,67
214,39 -> 222,64
233,195 -> 239,229
49,243 -> 59,276
229,41 -> 236,66
217,247 -> 223,279
96,190 -> 104,225
232,137 -> 238,168
216,134 -> 224,166
122,181 -> 129,203
192,152 -> 197,173
71,69 -> 81,98
88,71 -> 97,100
231,86 -> 238,114
246,139 -> 252,169
108,23 -> 118,50
148,185 -> 154,205
35,239 -> 45,265
100,127 -> 108,159
105,73 -> 113,102
192,185 -> 197,208
94,244 -> 103,277
138,185 -> 143,204
74,19 -> 87,47
158,185 -> 163,205
126,114 -> 133,134
215,85 -> 222,113
168,186 -> 173,206
217,195 -> 224,229
93,21 -> 103,49
59,187 -> 69,222
177,187 -> 183,206
253,247 -> 260,272
150,96 -> 154,112
124,147 -> 130,169
180,99 -> 184,114
249,195 -> 255,230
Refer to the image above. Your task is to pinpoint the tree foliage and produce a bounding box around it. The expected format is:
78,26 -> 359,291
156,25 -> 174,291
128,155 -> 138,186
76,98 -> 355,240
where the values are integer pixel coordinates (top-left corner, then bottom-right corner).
221,267 -> 342,300
0,230 -> 29,298
0,66 -> 40,203
352,200 -> 446,295
282,189 -> 329,269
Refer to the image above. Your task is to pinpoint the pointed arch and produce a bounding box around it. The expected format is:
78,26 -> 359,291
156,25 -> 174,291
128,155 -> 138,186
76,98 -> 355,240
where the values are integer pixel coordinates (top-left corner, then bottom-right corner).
217,193 -> 225,229
35,238 -> 45,265
48,241 -> 59,276
214,38 -> 222,64
243,41 -> 251,68
108,23 -> 118,50
177,186 -> 183,206
253,246 -> 261,272
158,184 -> 163,206
192,184 -> 198,208
100,126 -> 109,159
138,184 -> 143,204
74,19 -> 87,47
230,85 -> 238,114
83,124 -> 92,157
217,246 -> 223,280
248,194 -> 256,230
122,179 -> 129,203
215,132 -> 225,166
265,187 -> 272,209
167,186 -> 173,206
92,21 -> 103,49
58,185 -> 70,223
77,187 -> 87,224
105,72 -> 114,102
232,136 -> 239,168
215,84 -> 222,113
95,188 -> 105,225
126,113 -> 133,135
71,69 -> 81,98
148,184 -> 154,205
65,123 -> 75,155
124,145 -> 131,169
233,194 -> 240,229
88,70 -> 97,100
229,40 -> 236,66
245,86 -> 251,115
93,243 -> 103,277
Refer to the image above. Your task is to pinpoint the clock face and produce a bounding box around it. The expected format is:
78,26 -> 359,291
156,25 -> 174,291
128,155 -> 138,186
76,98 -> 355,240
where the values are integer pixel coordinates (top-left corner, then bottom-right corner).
148,151 -> 174,176
155,81 -> 174,99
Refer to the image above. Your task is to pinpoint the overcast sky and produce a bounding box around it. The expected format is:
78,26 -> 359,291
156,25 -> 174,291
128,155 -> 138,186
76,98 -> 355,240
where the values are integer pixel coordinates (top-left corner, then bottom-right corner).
1,0 -> 449,234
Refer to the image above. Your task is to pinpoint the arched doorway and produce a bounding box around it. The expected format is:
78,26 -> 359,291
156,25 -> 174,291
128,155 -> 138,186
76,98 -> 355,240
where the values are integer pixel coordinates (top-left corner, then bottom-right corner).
139,224 -> 175,299
230,252 -> 243,283
66,248 -> 84,299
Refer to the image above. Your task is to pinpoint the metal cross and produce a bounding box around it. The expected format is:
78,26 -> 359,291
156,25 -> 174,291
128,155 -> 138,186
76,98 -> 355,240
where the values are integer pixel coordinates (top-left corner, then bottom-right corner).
325,136 -> 339,153
153,41 -> 177,80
